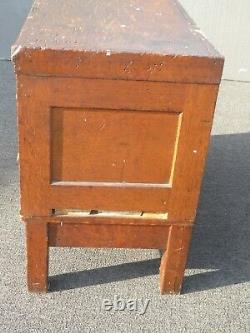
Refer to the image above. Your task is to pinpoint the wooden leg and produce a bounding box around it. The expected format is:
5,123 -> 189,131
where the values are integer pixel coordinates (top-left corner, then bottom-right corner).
25,221 -> 48,292
160,225 -> 192,294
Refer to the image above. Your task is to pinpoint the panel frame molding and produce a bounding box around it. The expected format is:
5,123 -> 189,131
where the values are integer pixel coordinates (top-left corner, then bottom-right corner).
50,105 -> 183,186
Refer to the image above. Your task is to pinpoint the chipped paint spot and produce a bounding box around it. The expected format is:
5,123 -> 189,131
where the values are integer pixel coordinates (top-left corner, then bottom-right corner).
106,50 -> 111,56
11,45 -> 22,60
124,60 -> 134,72
99,122 -> 106,130
193,150 -> 197,154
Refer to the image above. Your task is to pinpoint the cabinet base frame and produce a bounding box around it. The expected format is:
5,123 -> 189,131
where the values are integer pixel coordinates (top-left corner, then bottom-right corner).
25,219 -> 192,294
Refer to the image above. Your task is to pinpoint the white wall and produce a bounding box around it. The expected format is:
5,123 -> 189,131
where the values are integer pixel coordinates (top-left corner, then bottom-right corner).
0,0 -> 33,59
179,0 -> 250,81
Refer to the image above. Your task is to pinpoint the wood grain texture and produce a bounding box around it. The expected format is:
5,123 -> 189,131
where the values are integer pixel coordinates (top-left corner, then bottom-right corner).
26,221 -> 48,292
49,222 -> 170,249
160,225 -> 192,294
12,0 -> 224,83
51,107 -> 181,184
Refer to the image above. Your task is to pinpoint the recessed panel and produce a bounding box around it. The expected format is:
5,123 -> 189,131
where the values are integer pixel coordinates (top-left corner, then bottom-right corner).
51,108 -> 181,184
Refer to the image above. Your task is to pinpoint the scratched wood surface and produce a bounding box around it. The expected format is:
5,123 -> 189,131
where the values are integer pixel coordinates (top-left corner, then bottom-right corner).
12,0 -> 224,83
14,0 -> 221,56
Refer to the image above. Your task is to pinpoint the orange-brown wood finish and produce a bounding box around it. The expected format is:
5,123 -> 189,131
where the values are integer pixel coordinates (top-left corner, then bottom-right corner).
160,225 -> 193,294
12,0 -> 224,294
26,221 -> 48,292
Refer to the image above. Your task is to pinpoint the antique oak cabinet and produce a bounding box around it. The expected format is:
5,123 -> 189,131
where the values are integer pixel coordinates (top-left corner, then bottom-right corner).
12,0 -> 224,294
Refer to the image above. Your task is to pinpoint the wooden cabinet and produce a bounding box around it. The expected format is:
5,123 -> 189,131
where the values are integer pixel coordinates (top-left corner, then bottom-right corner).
12,0 -> 224,294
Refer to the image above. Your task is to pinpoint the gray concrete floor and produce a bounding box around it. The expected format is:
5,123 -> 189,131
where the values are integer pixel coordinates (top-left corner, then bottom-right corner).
0,60 -> 249,332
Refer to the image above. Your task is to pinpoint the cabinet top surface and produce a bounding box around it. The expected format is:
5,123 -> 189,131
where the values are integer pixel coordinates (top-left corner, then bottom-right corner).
14,0 -> 221,58
12,0 -> 224,83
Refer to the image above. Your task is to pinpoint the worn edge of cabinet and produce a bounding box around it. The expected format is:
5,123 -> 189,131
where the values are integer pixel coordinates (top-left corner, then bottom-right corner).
12,48 -> 224,85
23,216 -> 194,226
